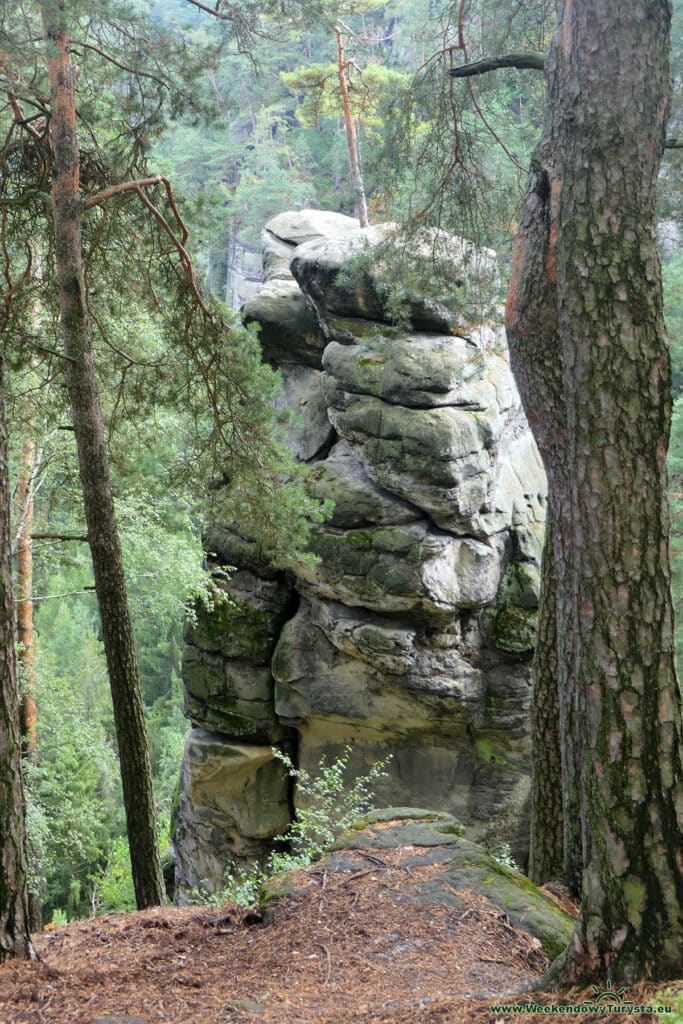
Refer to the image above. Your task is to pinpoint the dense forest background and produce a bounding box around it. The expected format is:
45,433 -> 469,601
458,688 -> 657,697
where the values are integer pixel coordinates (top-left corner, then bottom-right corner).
11,0 -> 683,924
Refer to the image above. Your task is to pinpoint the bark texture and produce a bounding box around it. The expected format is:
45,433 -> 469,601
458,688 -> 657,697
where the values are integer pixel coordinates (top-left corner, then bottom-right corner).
16,439 -> 36,761
335,26 -> 370,229
505,96 -> 581,891
528,522 -> 564,884
0,361 -> 34,962
509,0 -> 683,984
42,2 -> 164,910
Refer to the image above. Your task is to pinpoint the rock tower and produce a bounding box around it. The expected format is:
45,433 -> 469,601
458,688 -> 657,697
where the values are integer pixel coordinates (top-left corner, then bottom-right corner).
173,212 -> 547,897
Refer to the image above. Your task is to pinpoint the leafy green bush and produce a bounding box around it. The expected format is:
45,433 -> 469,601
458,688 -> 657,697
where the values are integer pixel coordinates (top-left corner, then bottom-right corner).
270,746 -> 391,867
91,837 -> 137,914
191,747 -> 391,909
649,987 -> 682,1022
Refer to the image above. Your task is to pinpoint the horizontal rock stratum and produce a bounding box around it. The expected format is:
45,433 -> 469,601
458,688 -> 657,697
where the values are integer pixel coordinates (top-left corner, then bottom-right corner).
173,211 -> 547,899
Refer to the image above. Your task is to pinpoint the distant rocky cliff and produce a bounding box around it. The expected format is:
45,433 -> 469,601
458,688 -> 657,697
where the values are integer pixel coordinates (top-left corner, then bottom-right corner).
172,211 -> 547,899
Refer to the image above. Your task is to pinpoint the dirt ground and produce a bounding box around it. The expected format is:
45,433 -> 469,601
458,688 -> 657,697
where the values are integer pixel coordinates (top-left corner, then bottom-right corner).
0,851 -> 680,1024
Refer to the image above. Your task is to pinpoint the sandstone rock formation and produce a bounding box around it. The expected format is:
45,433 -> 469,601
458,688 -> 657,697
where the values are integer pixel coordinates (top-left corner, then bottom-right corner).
173,211 -> 547,899
263,808 -> 575,962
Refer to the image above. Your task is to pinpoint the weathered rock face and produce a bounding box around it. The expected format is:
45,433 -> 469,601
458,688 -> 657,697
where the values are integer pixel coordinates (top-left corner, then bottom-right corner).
173,212 -> 547,899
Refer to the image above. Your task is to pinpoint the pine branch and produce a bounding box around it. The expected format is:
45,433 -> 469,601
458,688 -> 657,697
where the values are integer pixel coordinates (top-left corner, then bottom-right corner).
31,533 -> 88,542
6,94 -> 43,140
69,40 -> 169,89
84,175 -> 169,213
0,192 -> 51,208
448,53 -> 681,151
19,586 -> 96,604
448,52 -> 546,78
185,0 -> 240,20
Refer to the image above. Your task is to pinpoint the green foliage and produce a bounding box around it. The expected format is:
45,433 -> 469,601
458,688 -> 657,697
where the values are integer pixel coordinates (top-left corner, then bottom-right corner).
492,842 -> 519,872
23,645 -> 126,921
663,252 -> 683,399
91,837 -> 137,915
190,862 -> 266,910
668,396 -> 683,684
271,746 -> 392,865
190,747 -> 391,909
146,681 -> 189,820
649,987 -> 682,1022
281,61 -> 409,130
6,0 -> 683,936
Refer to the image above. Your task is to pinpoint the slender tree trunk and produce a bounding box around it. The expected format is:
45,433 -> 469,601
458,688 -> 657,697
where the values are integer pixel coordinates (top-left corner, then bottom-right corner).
15,437 -> 42,931
0,359 -> 34,962
16,438 -> 36,761
335,26 -> 370,229
510,0 -> 683,984
42,2 -> 164,910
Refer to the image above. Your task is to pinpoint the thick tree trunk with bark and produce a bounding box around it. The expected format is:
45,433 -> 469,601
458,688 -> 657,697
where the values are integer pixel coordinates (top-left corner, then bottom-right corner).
528,522 -> 563,884
505,111 -> 581,891
509,0 -> 683,984
0,361 -> 34,963
42,3 -> 165,910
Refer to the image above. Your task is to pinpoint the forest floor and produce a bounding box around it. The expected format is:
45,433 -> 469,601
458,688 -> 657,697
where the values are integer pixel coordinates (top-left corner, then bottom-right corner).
1,845 -> 680,1024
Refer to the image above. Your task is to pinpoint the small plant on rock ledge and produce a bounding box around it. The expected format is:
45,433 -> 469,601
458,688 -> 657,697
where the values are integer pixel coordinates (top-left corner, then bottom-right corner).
270,746 -> 392,870
190,747 -> 391,909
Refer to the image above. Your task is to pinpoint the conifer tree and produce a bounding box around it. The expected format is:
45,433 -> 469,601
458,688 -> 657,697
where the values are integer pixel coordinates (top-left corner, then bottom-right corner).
40,0 -> 165,908
0,357 -> 34,961
1,0 -> 332,922
453,0 -> 683,984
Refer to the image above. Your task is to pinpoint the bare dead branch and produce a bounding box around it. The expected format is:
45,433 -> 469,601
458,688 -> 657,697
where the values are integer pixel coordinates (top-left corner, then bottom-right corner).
6,94 -> 42,140
84,174 -> 189,247
185,0 -> 239,20
131,184 -> 209,313
69,40 -> 169,89
24,586 -> 96,603
32,344 -> 77,363
447,52 -> 682,152
83,175 -> 167,210
31,532 -> 88,541
448,52 -> 546,78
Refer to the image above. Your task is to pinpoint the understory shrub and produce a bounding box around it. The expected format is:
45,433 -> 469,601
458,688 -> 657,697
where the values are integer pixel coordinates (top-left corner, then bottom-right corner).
190,747 -> 392,908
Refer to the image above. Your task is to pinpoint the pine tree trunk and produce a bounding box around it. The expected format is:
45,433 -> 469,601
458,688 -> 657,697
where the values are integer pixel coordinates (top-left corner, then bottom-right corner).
16,438 -> 36,761
528,521 -> 564,884
42,3 -> 165,910
510,0 -> 683,984
505,124 -> 581,891
335,26 -> 370,228
0,360 -> 34,962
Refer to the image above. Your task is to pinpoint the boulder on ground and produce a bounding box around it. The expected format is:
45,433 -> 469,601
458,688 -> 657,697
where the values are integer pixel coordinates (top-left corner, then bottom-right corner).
263,808 -> 574,961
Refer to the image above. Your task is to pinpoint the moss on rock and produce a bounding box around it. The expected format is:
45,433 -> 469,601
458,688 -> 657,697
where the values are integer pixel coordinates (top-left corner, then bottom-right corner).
491,605 -> 537,654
